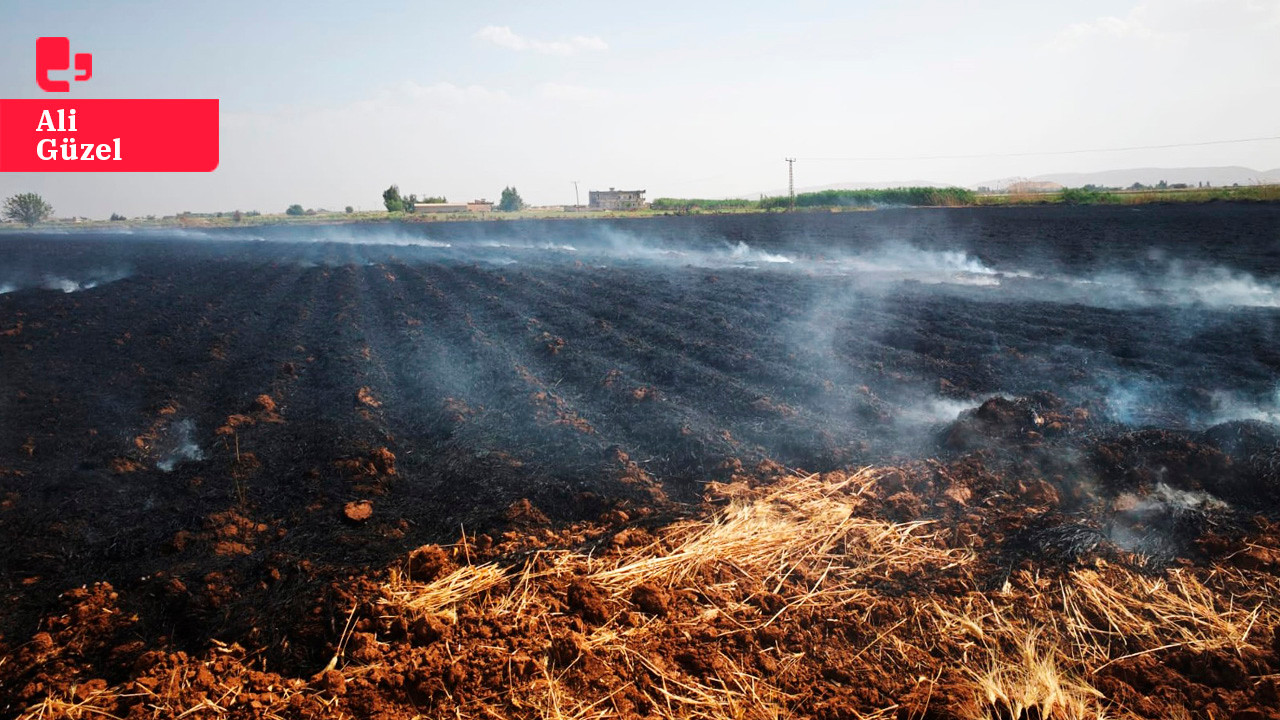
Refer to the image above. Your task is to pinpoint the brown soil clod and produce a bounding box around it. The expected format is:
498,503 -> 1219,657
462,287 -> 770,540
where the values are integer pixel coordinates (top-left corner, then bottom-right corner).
630,582 -> 669,616
565,578 -> 609,624
342,500 -> 373,523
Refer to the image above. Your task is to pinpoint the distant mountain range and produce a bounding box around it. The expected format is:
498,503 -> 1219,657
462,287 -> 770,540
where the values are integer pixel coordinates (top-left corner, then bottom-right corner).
974,166 -> 1280,190
746,166 -> 1280,198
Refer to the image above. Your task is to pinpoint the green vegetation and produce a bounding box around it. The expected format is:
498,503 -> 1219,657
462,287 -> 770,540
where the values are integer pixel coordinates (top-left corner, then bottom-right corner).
498,186 -> 525,212
285,204 -> 305,216
3,192 -> 53,226
109,213 -> 127,222
653,187 -> 976,213
383,185 -> 404,213
1058,187 -> 1120,205
976,183 -> 1280,207
763,187 -> 977,209
650,197 -> 758,212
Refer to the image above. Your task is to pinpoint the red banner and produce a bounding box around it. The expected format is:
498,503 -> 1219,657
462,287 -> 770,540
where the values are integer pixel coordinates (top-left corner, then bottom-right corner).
0,99 -> 218,172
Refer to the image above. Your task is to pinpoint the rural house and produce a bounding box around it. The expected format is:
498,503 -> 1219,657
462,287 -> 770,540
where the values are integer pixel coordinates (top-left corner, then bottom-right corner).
588,188 -> 646,210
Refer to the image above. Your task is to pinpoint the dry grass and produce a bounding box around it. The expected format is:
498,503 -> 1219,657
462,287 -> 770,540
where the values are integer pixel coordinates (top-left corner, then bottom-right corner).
1061,566 -> 1268,667
16,669 -> 325,720
379,562 -> 508,621
370,470 -> 1280,717
643,656 -> 794,720
18,687 -> 124,720
964,633 -> 1107,720
591,470 -> 973,614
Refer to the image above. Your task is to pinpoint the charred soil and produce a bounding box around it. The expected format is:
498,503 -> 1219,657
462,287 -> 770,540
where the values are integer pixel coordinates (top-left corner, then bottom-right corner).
2,205 -> 1280,718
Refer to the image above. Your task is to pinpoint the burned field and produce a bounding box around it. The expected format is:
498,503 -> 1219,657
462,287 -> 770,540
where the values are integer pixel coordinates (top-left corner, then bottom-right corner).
3,204 -> 1280,719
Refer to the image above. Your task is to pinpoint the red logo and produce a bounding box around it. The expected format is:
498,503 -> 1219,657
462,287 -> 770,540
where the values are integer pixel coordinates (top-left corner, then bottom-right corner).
36,37 -> 93,92
2,38 -> 218,172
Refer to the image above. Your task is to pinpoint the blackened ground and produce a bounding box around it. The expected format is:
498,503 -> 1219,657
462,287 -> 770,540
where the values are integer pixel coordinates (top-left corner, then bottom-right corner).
1,203 -> 1279,685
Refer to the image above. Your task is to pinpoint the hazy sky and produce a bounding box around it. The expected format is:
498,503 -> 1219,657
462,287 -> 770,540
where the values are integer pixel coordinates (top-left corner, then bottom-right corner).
2,0 -> 1279,217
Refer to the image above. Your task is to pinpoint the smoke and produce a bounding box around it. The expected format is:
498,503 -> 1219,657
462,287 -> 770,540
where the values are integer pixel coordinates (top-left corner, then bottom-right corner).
0,269 -> 131,294
42,276 -> 92,293
1077,262 -> 1280,309
155,419 -> 205,472
295,227 -> 451,247
893,396 -> 989,428
1106,482 -> 1229,558
146,224 -> 1280,314
37,269 -> 130,293
1100,376 -> 1172,427
1208,387 -> 1280,425
6,217 -> 1277,481
728,241 -> 792,265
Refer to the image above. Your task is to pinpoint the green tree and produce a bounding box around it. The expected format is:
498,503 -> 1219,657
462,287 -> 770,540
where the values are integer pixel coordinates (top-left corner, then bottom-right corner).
498,186 -> 524,212
3,192 -> 53,226
383,185 -> 403,212
344,205 -> 354,214
286,204 -> 305,216
109,212 -> 127,221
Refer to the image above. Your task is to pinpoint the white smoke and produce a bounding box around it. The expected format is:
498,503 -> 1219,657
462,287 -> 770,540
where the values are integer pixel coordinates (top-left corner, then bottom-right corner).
894,396 -> 988,427
1208,387 -> 1280,425
37,269 -> 129,293
1082,263 -> 1280,309
728,241 -> 793,265
156,419 -> 205,472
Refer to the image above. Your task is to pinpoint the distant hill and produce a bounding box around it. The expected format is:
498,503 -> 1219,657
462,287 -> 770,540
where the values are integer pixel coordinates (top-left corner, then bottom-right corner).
975,166 -> 1280,190
734,166 -> 1280,202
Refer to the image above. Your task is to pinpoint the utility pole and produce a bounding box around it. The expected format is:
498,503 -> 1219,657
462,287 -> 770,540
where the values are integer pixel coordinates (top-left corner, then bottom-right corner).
785,158 -> 796,212
572,181 -> 580,209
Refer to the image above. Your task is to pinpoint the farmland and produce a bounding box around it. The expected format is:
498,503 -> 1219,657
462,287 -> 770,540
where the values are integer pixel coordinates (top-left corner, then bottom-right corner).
3,203 -> 1280,718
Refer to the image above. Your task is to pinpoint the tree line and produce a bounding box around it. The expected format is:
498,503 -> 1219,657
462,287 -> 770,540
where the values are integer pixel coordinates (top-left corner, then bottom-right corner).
381,185 -> 525,212
652,187 -> 977,212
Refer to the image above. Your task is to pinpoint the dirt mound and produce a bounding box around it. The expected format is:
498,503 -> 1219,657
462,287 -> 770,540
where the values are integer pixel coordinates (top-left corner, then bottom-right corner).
940,393 -> 1088,451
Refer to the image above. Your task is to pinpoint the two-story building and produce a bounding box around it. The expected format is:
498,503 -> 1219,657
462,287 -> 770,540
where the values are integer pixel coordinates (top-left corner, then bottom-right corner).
588,188 -> 646,211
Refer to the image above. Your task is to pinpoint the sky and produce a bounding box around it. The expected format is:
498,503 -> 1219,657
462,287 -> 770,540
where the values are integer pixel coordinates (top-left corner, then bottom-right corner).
1,0 -> 1279,218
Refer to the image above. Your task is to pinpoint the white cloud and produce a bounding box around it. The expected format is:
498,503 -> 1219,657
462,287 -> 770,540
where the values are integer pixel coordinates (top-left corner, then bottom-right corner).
537,82 -> 612,103
475,25 -> 607,56
1048,4 -> 1161,51
1049,0 -> 1280,51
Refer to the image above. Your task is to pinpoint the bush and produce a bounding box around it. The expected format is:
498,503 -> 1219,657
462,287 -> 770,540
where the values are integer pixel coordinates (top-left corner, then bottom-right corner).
286,204 -> 305,216
1059,188 -> 1119,205
760,187 -> 975,210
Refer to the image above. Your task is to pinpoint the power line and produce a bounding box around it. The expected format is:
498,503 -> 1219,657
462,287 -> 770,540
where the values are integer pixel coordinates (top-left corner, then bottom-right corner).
798,135 -> 1280,163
